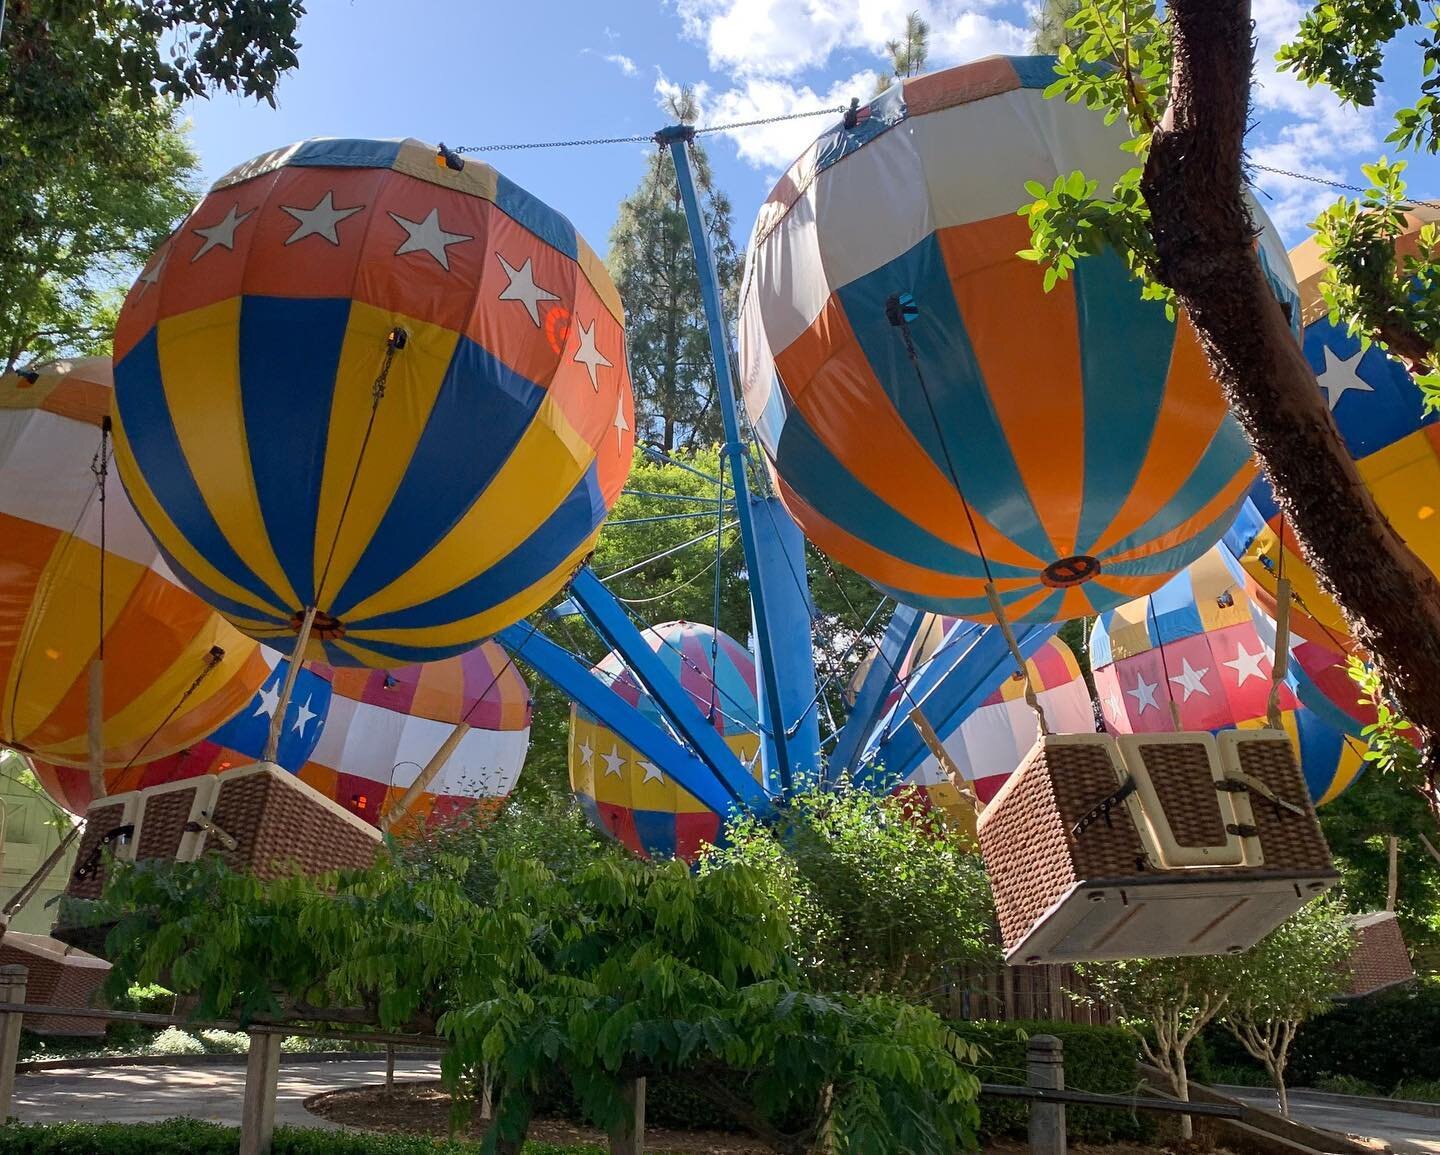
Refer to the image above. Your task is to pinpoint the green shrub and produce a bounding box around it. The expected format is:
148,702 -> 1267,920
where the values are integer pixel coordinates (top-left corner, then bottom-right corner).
148,1027 -> 204,1056
1290,978 -> 1440,1091
1209,1064 -> 1273,1088
1314,1073 -> 1379,1097
109,983 -> 175,1015
948,1019 -> 1148,1143
1393,1078 -> 1440,1102
0,1119 -> 604,1154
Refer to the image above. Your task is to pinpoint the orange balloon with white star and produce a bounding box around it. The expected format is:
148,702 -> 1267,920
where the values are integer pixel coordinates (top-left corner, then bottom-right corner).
111,137 -> 634,669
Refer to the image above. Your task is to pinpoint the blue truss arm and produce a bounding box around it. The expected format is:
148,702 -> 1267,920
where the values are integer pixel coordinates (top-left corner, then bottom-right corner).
854,621 -> 1058,792
657,125 -> 817,795
749,497 -> 823,782
829,603 -> 923,778
496,622 -> 758,815
566,568 -> 768,809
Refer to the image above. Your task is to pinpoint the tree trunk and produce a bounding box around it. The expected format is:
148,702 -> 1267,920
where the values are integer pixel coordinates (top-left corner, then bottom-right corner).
1145,0 -> 1440,776
1174,1048 -> 1193,1141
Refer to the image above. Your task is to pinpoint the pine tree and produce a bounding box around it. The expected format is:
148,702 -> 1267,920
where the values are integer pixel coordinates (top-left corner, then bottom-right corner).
1030,0 -> 1084,53
875,11 -> 930,95
606,88 -> 742,452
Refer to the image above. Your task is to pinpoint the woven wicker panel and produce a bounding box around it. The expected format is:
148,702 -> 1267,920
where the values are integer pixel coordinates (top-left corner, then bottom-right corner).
981,742 -> 1150,951
1137,743 -> 1228,848
65,803 -> 127,900
1347,917 -> 1414,997
135,787 -> 200,861
0,940 -> 106,1036
1048,746 -> 1151,881
212,772 -> 378,880
1234,738 -> 1334,872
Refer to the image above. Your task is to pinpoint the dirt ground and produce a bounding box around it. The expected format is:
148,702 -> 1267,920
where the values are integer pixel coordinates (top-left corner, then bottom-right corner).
306,1080 -> 1231,1154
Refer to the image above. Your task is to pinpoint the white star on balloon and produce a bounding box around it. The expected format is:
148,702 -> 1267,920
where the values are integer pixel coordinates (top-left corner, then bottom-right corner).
281,191 -> 364,245
1105,691 -> 1123,722
1126,673 -> 1160,714
613,393 -> 630,453
601,745 -> 626,778
1317,344 -> 1374,412
497,253 -> 560,325
137,244 -> 169,294
389,208 -> 472,270
1223,642 -> 1268,686
192,204 -> 254,262
572,318 -> 613,391
291,695 -> 318,736
577,738 -> 595,768
252,680 -> 281,719
1169,657 -> 1211,701
639,761 -> 665,784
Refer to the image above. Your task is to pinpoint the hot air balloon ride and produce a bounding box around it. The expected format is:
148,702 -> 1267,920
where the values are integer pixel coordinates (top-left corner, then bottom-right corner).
35,641 -> 531,831
1227,212 -> 1440,648
0,358 -> 265,779
569,621 -> 762,861
111,137 -> 634,670
1089,547 -> 1368,805
739,55 -> 1298,625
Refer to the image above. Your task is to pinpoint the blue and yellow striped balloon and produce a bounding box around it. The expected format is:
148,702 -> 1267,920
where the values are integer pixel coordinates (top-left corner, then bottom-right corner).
739,56 -> 1298,623
112,138 -> 634,667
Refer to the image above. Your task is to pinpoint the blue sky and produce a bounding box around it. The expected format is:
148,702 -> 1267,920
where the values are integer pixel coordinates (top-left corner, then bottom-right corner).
178,0 -> 1440,257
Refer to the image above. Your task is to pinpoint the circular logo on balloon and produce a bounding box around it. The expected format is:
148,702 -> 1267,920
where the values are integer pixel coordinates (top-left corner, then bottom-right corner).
1041,555 -> 1102,588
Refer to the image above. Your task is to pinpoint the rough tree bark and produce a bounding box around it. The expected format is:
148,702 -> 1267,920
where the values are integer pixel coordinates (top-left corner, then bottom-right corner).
1143,0 -> 1440,779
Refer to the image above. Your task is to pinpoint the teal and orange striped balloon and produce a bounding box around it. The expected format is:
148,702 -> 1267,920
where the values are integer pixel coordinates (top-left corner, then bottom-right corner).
739,56 -> 1298,623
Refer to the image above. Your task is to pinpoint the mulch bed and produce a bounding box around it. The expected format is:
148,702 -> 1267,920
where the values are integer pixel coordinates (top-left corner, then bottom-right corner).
307,1079 -> 1224,1154
306,1080 -> 770,1154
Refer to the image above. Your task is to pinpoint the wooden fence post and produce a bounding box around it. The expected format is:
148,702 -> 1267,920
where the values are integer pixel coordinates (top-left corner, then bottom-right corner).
608,1076 -> 646,1155
1027,1034 -> 1066,1155
0,965 -> 26,1123
240,1029 -> 283,1155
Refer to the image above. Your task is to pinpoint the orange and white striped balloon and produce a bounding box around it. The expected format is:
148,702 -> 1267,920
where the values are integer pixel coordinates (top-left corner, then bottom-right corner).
0,358 -> 265,769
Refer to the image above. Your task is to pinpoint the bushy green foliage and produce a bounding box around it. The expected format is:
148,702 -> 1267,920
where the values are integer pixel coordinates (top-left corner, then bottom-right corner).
950,1020 -> 1148,1143
94,801 -> 983,1155
0,1119 -> 600,1154
703,779 -> 998,999
1290,977 -> 1440,1091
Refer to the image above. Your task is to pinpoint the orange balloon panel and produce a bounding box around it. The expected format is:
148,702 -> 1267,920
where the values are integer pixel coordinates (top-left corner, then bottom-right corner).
0,359 -> 265,768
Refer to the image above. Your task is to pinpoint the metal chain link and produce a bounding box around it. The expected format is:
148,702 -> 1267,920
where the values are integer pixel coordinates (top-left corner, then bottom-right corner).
1250,162 -> 1440,210
453,105 -> 848,154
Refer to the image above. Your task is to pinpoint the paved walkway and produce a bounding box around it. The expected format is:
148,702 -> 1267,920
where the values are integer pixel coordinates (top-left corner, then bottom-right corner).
12,1057 -> 441,1130
1228,1087 -> 1440,1153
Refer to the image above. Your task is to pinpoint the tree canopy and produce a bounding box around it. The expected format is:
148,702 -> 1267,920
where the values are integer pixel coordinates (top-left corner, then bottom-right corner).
606,89 -> 742,452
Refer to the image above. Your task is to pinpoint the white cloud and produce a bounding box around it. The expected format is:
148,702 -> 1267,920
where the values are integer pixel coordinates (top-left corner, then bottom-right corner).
661,1 -> 1028,171
1250,113 -> 1378,237
658,69 -> 880,170
605,53 -> 639,77
673,0 -> 1026,79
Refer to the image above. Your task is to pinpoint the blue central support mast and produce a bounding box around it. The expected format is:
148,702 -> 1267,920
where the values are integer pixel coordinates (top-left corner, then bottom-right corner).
657,124 -> 820,794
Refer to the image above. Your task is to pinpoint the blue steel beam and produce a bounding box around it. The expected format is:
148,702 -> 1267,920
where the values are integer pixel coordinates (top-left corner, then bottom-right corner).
854,621 -> 1058,792
495,623 -> 759,814
828,603 -> 923,778
658,125 -> 816,794
749,496 -> 822,781
567,567 -> 767,807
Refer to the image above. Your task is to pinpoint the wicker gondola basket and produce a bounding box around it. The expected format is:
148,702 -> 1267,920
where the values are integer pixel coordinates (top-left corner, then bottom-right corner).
977,730 -> 1338,964
0,930 -> 109,1037
54,763 -> 380,955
